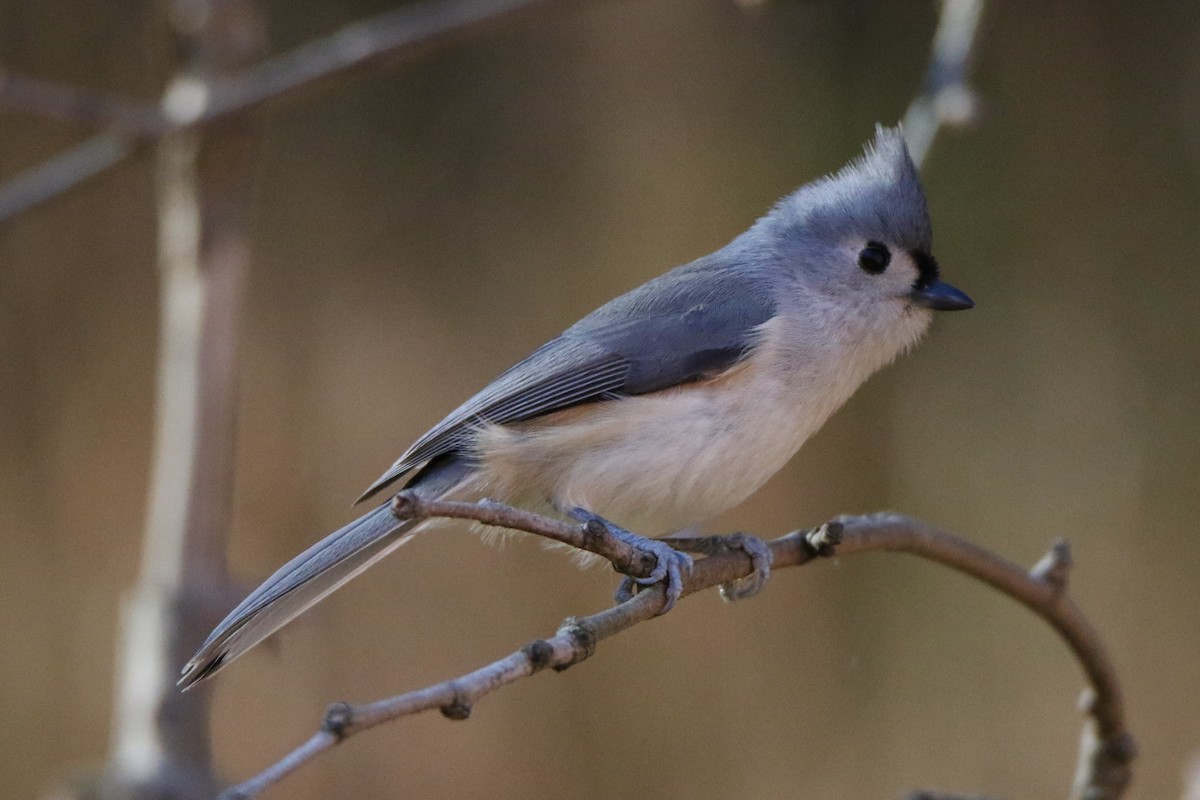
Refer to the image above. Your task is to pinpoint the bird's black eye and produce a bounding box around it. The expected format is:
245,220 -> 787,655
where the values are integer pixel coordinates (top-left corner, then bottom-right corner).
858,242 -> 891,274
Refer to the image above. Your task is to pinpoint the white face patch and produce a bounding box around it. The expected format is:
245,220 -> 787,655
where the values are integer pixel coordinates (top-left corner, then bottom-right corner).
833,240 -> 929,307
886,250 -> 926,296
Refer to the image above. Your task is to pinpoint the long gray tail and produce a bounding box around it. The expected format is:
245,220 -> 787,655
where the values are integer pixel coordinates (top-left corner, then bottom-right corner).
179,502 -> 415,690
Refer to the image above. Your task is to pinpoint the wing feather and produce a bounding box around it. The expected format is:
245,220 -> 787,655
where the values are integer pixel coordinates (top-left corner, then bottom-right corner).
358,252 -> 777,501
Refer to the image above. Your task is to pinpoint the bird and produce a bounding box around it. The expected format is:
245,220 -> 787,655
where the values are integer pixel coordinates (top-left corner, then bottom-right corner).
179,125 -> 973,690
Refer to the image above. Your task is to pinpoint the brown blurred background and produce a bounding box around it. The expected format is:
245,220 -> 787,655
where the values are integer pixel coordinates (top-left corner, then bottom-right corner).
2,1 -> 1199,798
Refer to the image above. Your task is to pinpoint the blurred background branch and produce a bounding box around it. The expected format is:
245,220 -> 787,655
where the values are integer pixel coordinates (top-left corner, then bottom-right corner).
0,69 -> 162,131
0,0 -> 552,223
0,132 -> 135,220
51,2 -> 268,798
902,0 -> 985,167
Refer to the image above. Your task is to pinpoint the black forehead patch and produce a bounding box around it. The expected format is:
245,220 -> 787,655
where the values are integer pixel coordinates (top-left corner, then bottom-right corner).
911,250 -> 939,290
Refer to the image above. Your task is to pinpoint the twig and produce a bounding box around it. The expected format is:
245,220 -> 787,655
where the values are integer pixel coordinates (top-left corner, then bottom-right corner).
834,515 -> 1134,800
392,493 -> 656,578
0,132 -> 135,220
902,0 -> 987,168
198,0 -> 557,125
220,504 -> 1133,800
0,68 -> 164,133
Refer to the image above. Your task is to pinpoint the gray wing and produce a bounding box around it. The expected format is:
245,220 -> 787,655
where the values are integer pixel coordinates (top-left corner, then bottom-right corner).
357,254 -> 777,501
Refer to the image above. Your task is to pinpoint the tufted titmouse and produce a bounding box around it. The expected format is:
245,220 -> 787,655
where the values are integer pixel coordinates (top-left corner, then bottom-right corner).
179,126 -> 972,689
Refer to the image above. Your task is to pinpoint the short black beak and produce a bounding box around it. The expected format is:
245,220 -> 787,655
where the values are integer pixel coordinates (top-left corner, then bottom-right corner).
910,279 -> 974,311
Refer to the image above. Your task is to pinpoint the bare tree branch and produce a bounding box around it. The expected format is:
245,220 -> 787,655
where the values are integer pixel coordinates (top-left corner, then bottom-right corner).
393,493 -> 661,579
0,0 -> 555,223
218,503 -> 1134,800
833,516 -> 1134,800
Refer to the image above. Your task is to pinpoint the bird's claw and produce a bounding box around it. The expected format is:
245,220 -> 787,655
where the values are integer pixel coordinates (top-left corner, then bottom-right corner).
566,507 -> 691,614
715,533 -> 773,601
614,543 -> 692,613
656,531 -> 773,602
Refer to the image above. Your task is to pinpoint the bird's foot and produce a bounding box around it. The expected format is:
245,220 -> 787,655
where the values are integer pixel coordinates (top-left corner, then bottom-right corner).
567,508 -> 692,614
611,536 -> 693,612
659,532 -> 774,601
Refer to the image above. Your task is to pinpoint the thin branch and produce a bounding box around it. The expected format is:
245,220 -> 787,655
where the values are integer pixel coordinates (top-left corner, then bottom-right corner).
197,0 -> 558,126
902,0 -> 986,168
220,504 -> 1133,800
833,515 -> 1134,800
0,68 -> 164,133
0,132 -> 135,220
392,493 -> 656,578
0,0 -> 556,223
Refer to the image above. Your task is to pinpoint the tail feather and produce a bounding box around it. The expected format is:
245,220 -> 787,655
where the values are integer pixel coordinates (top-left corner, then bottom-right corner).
179,502 -> 414,690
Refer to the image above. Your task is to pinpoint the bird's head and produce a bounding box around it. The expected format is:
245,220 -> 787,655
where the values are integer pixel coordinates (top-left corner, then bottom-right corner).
763,125 -> 974,326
